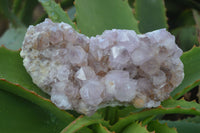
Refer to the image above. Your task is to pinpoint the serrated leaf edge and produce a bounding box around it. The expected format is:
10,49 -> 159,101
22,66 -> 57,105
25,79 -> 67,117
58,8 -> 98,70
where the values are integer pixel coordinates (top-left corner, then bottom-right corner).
111,99 -> 200,133
0,79 -> 75,122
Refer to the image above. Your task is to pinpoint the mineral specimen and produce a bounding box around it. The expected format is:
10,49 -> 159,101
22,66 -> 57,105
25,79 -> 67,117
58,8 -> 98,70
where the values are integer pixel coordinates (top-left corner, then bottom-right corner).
20,19 -> 184,115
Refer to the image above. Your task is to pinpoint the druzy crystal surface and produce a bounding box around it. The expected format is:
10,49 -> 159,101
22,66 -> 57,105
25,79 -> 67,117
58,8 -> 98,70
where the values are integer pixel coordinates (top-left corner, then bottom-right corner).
20,19 -> 184,115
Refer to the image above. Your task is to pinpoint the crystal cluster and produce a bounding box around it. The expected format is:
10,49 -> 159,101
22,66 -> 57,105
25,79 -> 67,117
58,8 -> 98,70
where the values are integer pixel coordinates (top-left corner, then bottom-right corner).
20,19 -> 184,115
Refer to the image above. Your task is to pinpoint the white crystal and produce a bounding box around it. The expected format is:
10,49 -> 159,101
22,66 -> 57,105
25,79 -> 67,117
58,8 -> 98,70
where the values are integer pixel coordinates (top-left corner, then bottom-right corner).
20,19 -> 184,115
75,66 -> 96,81
80,80 -> 104,106
49,27 -> 63,44
68,45 -> 87,65
116,30 -> 140,53
51,88 -> 72,110
140,59 -> 160,75
104,70 -> 130,100
114,79 -> 138,102
152,70 -> 167,87
131,46 -> 153,65
109,46 -> 130,69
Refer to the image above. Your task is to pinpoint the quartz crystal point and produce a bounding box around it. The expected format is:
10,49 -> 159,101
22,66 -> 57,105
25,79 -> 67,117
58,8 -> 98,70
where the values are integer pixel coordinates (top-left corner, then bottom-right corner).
20,19 -> 184,115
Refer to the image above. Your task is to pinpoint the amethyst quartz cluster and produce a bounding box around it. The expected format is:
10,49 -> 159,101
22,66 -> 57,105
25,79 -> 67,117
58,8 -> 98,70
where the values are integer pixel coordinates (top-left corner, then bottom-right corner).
20,19 -> 184,115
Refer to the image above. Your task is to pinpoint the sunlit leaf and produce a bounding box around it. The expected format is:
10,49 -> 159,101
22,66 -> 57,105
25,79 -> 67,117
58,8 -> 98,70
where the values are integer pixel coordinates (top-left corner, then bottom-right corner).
0,47 -> 75,128
75,0 -> 139,36
38,0 -> 76,29
111,98 -> 200,133
0,47 -> 47,97
160,120 -> 200,133
122,122 -> 149,133
0,89 -> 69,133
148,120 -> 177,133
0,27 -> 26,50
61,113 -> 109,133
171,47 -> 200,99
171,26 -> 199,51
135,0 -> 167,33
92,124 -> 112,133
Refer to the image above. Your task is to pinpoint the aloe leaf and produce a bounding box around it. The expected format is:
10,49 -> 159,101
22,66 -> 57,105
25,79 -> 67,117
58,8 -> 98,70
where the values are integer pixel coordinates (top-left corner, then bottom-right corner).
134,0 -> 168,33
0,89 -> 70,133
38,0 -> 76,29
0,27 -> 26,50
111,98 -> 200,133
171,26 -> 199,51
118,106 -> 143,117
61,113 -> 109,133
67,6 -> 76,21
103,107 -> 119,125
122,122 -> 149,133
12,0 -> 22,15
193,9 -> 200,28
0,46 -> 76,122
18,0 -> 38,26
171,47 -> 200,99
147,120 -> 177,133
0,47 -> 48,97
61,0 -> 74,9
75,0 -> 139,37
162,98 -> 200,108
159,120 -> 200,133
182,116 -> 200,123
193,9 -> 200,44
142,115 -> 156,126
92,124 -> 113,133
0,48 -> 95,133
174,10 -> 195,27
0,79 -> 75,123
0,0 -> 23,27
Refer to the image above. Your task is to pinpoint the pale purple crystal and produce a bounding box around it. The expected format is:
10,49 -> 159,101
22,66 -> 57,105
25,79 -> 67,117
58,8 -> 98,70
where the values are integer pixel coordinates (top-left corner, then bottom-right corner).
80,80 -> 104,106
20,19 -> 184,115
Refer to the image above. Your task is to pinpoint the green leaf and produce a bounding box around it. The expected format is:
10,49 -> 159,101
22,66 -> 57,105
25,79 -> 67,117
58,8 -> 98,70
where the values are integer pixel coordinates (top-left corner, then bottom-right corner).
182,116 -> 200,123
122,122 -> 149,133
0,79 -> 75,124
171,47 -> 200,99
171,26 -> 199,51
75,0 -> 139,37
92,124 -> 113,133
67,6 -> 76,21
148,120 -> 177,133
12,0 -> 22,15
38,0 -> 76,29
0,0 -> 23,27
142,115 -> 156,126
161,98 -> 200,109
134,0 -> 168,33
0,47 -> 48,97
0,27 -> 26,50
61,113 -> 109,133
193,9 -> 200,44
103,107 -> 119,125
193,9 -> 200,28
18,0 -> 38,26
0,89 -> 69,133
61,0 -> 74,9
159,120 -> 200,133
117,106 -> 143,117
0,47 -> 75,124
174,10 -> 195,27
111,98 -> 200,133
